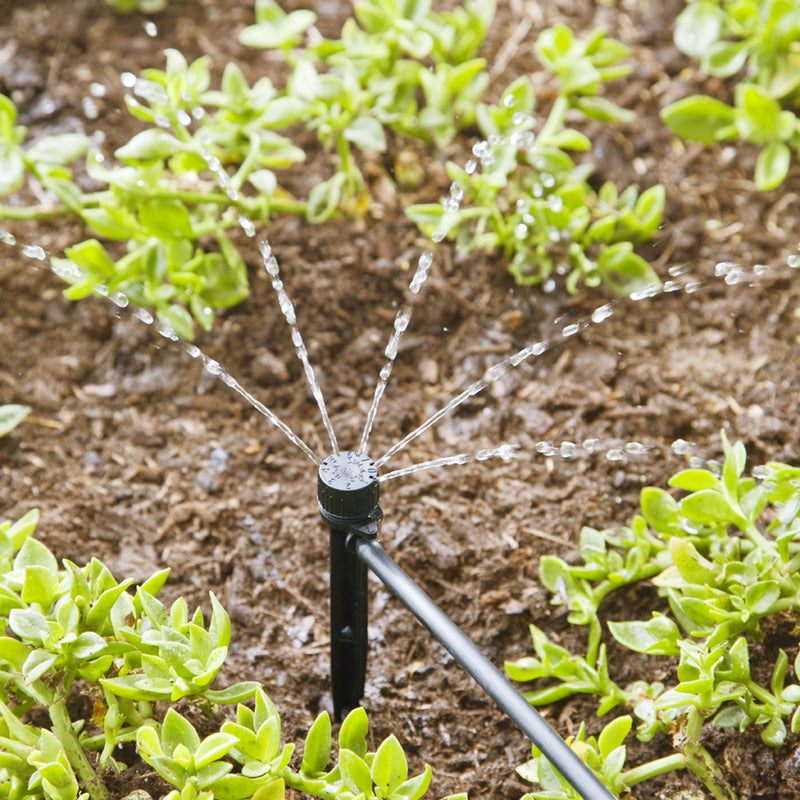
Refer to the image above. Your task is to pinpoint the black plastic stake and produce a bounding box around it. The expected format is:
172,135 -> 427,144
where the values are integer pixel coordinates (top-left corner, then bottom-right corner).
317,451 -> 382,721
317,450 -> 613,799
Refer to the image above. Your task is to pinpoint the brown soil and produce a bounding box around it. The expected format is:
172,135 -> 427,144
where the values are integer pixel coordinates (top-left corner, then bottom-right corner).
1,1 -> 800,799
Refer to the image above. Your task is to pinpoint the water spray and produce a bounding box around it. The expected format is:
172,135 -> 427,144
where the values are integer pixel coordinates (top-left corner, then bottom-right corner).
317,450 -> 614,800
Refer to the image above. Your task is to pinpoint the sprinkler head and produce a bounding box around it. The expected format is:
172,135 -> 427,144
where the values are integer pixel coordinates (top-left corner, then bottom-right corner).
318,451 -> 380,528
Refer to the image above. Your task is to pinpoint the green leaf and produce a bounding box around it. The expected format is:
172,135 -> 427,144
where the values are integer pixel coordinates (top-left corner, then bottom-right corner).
640,487 -> 680,533
0,146 -> 25,196
680,489 -> 738,525
162,709 -> 201,757
339,706 -> 369,759
744,581 -> 781,615
9,608 -> 51,642
339,749 -> 373,797
26,133 -> 89,166
669,469 -> 719,492
203,682 -> 260,704
14,535 -> 58,573
674,2 -> 725,59
0,404 -> 30,437
100,674 -> 173,701
301,711 -> 331,776
116,130 -> 185,164
669,537 -> 718,585
372,735 -> 408,796
344,116 -> 387,152
608,615 -> 681,655
575,95 -> 634,123
157,305 -> 195,341
194,732 -> 239,769
755,141 -> 791,191
661,95 -> 736,143
139,198 -> 194,239
597,715 -> 632,759
393,765 -> 433,800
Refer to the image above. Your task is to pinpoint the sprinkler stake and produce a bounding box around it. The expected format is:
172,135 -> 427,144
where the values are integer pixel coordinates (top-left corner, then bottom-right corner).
318,451 -> 381,721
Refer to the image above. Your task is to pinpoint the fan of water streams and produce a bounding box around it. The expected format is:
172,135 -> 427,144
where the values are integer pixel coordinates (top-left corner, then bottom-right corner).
3,75 -> 799,482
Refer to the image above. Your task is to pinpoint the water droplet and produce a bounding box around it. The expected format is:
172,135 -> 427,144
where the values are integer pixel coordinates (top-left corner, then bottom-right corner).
535,441 -> 558,456
158,323 -> 178,341
110,292 -> 129,308
503,93 -> 516,109
120,71 -> 137,88
685,281 -> 703,293
606,449 -> 625,462
582,438 -> 599,453
725,268 -> 744,285
512,111 -> 526,126
624,442 -> 647,455
668,263 -> 689,277
753,263 -> 769,276
431,228 -> 446,244
532,182 -> 543,198
531,341 -> 547,356
442,196 -> 459,213
144,20 -> 158,36
542,278 -> 556,294
561,322 -> 580,337
449,181 -> 464,203
547,195 -> 563,212
0,231 -> 16,246
132,307 -> 154,325
714,261 -> 738,277
82,97 -> 99,119
205,359 -> 222,376
560,441 -> 578,458
176,109 -> 192,127
591,304 -> 613,324
192,106 -> 206,121
541,173 -> 555,188
663,280 -> 681,293
514,222 -> 528,240
788,254 -> 800,269
707,460 -> 722,477
464,159 -> 477,175
752,465 -> 772,480
680,519 -> 699,534
688,456 -> 706,470
238,215 -> 256,237
21,244 -> 46,261
184,343 -> 201,359
630,283 -> 661,301
671,438 -> 692,455
89,81 -> 106,98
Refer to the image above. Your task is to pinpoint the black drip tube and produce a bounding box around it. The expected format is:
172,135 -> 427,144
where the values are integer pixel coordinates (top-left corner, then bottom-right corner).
318,451 -> 614,800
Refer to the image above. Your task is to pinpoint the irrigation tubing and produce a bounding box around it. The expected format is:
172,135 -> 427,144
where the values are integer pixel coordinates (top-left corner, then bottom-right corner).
352,537 -> 615,800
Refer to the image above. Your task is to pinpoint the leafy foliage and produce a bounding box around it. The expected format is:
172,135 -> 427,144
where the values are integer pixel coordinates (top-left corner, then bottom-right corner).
0,510 -> 454,800
662,0 -> 800,189
407,26 -> 664,295
509,434 -> 800,798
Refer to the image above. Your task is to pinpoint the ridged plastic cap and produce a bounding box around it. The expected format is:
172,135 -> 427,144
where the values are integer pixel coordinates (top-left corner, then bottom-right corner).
318,451 -> 380,521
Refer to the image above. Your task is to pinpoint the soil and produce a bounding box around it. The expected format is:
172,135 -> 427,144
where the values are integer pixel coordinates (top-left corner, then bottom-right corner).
1,1 -> 799,799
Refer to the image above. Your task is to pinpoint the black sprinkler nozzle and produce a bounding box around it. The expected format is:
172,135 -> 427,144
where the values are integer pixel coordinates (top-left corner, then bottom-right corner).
318,451 -> 382,721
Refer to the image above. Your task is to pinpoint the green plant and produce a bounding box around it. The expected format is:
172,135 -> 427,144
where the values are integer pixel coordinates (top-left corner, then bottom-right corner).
662,0 -> 800,189
0,509 -> 457,800
507,433 -> 800,798
407,26 -> 664,295
104,0 -> 168,12
0,405 -> 30,438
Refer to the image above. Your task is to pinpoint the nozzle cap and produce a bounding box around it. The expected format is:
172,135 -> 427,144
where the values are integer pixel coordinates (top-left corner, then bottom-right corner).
318,451 -> 380,522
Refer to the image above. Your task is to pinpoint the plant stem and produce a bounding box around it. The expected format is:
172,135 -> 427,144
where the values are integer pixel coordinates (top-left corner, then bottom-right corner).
679,739 -> 737,800
49,697 -> 109,800
620,753 -> 686,787
0,203 -> 72,221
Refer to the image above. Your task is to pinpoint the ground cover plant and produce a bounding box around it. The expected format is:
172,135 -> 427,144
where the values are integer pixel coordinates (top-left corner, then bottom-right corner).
661,0 -> 800,190
0,0 -> 666,339
508,435 -> 800,798
1,0 -> 800,798
0,508 -> 450,800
